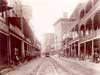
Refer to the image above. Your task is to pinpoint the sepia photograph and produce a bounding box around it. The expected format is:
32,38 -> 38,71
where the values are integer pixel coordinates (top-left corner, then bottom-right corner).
0,0 -> 100,75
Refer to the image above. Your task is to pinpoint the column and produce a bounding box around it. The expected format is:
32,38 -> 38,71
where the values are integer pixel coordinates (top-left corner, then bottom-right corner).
74,43 -> 76,58
78,43 -> 80,59
92,40 -> 94,61
8,36 -> 11,66
78,24 -> 81,59
70,45 -> 71,57
84,42 -> 86,59
91,17 -> 94,61
21,41 -> 25,58
71,44 -> 73,57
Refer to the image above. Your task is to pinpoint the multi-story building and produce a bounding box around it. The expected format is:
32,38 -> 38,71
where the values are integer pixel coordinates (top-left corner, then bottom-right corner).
63,0 -> 100,61
42,33 -> 55,53
54,17 -> 70,52
0,0 -> 41,67
62,3 -> 85,58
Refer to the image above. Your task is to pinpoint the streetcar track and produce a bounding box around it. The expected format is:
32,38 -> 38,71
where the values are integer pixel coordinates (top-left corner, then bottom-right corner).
36,58 -> 53,75
50,57 -> 83,75
36,57 -> 60,75
47,58 -> 59,75
47,58 -> 65,75
23,58 -> 45,75
31,58 -> 47,75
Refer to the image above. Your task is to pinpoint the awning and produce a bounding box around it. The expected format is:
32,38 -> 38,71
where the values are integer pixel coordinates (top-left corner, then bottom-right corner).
0,6 -> 13,12
8,17 -> 21,29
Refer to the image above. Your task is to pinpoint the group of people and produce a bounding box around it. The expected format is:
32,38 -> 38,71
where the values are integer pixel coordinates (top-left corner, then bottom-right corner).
79,51 -> 100,63
11,48 -> 36,66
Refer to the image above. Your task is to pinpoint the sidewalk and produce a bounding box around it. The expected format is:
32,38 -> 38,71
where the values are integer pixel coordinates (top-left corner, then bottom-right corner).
0,58 -> 42,75
51,56 -> 100,75
59,57 -> 100,73
0,66 -> 14,75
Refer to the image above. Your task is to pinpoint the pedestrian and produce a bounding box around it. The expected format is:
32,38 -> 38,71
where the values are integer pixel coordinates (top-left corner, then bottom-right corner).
13,48 -> 20,65
93,52 -> 99,63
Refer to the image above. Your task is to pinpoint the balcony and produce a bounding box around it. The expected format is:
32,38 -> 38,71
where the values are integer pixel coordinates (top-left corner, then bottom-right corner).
94,29 -> 100,38
9,24 -> 24,38
79,0 -> 100,25
79,32 -> 96,43
68,20 -> 78,32
96,29 -> 100,35
26,38 -> 31,43
69,36 -> 79,44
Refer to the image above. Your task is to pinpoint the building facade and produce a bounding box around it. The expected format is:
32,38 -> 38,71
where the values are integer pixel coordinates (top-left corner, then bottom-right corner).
54,17 -> 70,51
42,33 -> 55,53
0,0 -> 40,67
63,0 -> 100,61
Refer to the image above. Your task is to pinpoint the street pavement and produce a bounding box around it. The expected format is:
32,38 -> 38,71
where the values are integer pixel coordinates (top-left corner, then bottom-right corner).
52,56 -> 100,75
3,58 -> 44,75
2,56 -> 100,75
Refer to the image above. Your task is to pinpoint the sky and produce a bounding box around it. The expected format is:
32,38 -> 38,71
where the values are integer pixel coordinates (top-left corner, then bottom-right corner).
21,0 -> 87,43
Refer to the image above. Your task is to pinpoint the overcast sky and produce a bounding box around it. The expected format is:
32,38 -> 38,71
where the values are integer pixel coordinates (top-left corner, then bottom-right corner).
21,0 -> 87,42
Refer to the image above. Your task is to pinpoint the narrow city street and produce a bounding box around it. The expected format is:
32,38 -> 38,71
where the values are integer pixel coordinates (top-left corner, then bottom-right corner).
0,0 -> 100,75
3,56 -> 100,75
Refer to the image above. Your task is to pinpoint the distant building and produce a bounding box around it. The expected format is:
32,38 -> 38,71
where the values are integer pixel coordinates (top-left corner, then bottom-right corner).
54,17 -> 70,51
42,33 -> 55,53
7,0 -> 32,20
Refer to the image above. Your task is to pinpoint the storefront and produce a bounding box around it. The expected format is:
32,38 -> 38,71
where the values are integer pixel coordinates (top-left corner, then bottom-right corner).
94,39 -> 100,55
86,41 -> 92,58
10,35 -> 22,61
80,43 -> 85,59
